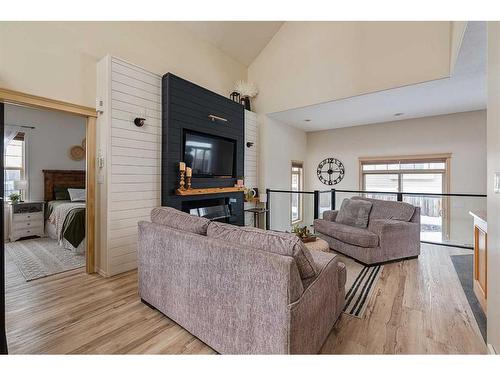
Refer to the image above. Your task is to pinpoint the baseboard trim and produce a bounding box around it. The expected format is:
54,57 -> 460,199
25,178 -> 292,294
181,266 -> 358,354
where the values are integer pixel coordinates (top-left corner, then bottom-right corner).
487,343 -> 497,355
95,267 -> 109,278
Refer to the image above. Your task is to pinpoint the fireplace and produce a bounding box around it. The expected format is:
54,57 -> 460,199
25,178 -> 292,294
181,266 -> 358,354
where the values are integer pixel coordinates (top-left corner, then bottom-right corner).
182,197 -> 233,223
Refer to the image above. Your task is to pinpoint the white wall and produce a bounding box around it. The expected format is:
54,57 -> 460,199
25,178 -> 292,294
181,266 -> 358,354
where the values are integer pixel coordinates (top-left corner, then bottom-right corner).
0,22 -> 247,108
5,104 -> 86,201
248,22 -> 452,114
96,56 -> 161,277
244,110 -> 259,227
259,115 -> 307,231
487,21 -> 500,354
305,110 -> 487,245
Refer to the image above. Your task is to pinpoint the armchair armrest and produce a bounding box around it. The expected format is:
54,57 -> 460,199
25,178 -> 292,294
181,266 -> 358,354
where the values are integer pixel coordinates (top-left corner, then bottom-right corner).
288,253 -> 345,353
322,210 -> 338,222
368,219 -> 421,258
368,219 -> 419,237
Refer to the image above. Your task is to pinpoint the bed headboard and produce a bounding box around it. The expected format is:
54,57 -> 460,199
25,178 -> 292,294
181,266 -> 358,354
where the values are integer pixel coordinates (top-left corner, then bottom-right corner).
43,169 -> 86,202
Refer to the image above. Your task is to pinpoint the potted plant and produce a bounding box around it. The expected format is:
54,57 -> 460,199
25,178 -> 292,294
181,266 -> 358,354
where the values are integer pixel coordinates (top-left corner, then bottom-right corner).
291,224 -> 317,243
9,192 -> 20,204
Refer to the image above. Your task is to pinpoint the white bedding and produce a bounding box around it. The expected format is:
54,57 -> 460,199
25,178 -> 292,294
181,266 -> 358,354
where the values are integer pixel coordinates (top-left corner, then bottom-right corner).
46,201 -> 86,253
46,219 -> 85,253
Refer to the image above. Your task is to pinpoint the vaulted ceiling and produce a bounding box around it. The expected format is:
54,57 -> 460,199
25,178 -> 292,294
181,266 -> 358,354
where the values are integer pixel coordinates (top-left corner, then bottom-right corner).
178,21 -> 283,66
269,21 -> 486,131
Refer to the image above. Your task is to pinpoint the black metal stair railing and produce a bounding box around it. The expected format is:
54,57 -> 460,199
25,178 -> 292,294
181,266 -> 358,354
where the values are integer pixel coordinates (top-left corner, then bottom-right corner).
265,188 -> 486,250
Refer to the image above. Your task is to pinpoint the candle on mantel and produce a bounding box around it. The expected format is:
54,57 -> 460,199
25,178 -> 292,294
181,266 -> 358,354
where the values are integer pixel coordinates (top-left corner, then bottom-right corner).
186,167 -> 192,177
179,162 -> 186,171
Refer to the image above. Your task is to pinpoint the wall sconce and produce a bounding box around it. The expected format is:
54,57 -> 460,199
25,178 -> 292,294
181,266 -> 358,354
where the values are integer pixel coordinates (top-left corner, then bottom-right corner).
134,117 -> 146,127
246,142 -> 254,148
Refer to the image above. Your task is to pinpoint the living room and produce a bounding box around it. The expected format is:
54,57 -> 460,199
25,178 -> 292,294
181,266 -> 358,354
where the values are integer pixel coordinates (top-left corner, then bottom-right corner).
1,1 -> 500,374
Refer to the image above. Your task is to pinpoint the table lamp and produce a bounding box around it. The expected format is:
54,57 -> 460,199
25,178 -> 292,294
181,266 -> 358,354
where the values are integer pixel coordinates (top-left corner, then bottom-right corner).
14,179 -> 28,202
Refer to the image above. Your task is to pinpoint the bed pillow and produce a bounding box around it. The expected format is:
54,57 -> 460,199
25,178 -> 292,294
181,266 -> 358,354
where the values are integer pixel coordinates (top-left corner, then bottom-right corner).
68,188 -> 86,202
54,186 -> 70,200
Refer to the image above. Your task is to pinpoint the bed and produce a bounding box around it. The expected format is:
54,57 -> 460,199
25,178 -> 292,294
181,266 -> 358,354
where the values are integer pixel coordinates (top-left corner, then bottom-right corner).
43,170 -> 86,252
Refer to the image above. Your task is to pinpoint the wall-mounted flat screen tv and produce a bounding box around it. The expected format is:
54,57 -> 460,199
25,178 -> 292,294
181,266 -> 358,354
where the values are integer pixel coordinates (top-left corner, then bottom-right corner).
183,130 -> 236,178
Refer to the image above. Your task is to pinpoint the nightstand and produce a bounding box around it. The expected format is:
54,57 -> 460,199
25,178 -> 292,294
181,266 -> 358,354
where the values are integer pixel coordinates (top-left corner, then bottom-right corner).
9,201 -> 45,242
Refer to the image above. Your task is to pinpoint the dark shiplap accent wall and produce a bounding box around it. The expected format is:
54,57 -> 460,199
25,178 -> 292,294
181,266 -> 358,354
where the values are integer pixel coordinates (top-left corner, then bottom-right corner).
161,73 -> 245,225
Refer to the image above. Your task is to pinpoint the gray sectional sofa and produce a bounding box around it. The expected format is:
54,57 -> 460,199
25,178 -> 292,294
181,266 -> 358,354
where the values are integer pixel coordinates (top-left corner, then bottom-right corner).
138,207 -> 346,354
314,196 -> 421,265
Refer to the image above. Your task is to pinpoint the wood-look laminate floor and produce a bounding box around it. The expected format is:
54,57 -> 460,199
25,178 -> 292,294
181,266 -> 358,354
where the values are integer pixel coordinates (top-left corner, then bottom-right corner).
5,244 -> 486,354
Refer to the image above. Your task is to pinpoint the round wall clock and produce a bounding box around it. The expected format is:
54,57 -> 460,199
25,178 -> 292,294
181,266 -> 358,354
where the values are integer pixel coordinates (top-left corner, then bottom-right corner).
317,158 -> 345,185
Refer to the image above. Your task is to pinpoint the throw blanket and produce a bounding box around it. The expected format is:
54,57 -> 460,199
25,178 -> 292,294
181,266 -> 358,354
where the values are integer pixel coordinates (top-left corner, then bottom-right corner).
48,202 -> 86,248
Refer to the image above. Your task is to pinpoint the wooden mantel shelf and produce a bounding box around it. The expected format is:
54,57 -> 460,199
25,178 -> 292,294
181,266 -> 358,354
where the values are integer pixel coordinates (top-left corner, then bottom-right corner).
175,187 -> 245,196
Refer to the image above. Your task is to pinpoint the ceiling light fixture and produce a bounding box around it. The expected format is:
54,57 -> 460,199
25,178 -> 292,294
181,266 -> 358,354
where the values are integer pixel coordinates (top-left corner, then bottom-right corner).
304,119 -> 311,122
394,113 -> 404,117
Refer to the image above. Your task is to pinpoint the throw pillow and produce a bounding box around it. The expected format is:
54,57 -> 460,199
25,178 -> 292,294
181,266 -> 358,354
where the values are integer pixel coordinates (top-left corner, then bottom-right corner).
335,198 -> 373,228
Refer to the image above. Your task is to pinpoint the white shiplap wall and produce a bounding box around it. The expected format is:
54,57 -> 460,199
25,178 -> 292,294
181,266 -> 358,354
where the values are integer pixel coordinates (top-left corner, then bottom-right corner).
96,57 -> 259,275
97,56 -> 161,276
244,110 -> 259,227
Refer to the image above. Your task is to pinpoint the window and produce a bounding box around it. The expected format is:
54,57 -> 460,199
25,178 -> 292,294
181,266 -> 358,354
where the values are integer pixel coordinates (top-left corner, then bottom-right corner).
360,155 -> 450,242
291,161 -> 304,224
5,133 -> 26,200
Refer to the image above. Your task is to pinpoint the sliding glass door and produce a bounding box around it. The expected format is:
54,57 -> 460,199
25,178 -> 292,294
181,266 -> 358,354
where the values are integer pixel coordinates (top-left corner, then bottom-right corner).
361,157 -> 449,243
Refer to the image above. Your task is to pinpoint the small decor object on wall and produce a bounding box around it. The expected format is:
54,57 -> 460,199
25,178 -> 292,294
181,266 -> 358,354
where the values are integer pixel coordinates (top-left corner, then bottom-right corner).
186,167 -> 192,190
317,158 -> 345,185
233,80 -> 258,111
69,145 -> 85,161
179,162 -> 186,191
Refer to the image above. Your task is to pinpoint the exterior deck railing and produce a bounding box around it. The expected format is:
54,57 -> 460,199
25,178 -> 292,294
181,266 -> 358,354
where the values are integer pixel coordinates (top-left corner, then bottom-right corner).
265,188 -> 487,250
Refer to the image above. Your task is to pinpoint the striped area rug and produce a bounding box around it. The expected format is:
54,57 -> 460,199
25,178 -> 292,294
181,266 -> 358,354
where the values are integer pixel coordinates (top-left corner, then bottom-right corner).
342,261 -> 383,318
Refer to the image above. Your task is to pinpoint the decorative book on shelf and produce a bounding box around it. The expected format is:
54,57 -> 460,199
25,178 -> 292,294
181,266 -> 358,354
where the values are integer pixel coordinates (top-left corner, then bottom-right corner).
175,187 -> 245,196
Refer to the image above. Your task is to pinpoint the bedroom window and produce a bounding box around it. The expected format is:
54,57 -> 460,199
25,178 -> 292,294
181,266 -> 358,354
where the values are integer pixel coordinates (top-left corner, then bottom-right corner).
291,161 -> 304,224
4,133 -> 25,200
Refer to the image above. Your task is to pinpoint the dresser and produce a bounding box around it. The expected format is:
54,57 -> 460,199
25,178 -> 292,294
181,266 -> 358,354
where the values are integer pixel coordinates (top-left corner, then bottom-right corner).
9,201 -> 45,242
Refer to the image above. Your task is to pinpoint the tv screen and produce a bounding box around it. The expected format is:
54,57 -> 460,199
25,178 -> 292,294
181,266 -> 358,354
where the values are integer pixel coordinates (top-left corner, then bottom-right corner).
184,131 -> 235,177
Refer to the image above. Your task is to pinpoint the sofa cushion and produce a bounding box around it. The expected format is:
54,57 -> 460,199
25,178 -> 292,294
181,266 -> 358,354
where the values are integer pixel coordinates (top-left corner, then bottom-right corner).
151,207 -> 210,235
335,198 -> 372,228
351,196 -> 415,222
314,219 -> 379,248
207,222 -> 318,280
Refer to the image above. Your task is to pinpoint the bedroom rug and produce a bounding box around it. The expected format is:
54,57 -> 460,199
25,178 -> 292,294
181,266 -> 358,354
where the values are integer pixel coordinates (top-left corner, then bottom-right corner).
450,254 -> 487,342
6,238 -> 85,281
335,254 -> 383,319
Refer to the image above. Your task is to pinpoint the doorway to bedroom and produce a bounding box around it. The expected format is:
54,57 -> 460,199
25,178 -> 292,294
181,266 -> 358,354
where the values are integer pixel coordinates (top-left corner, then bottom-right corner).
3,104 -> 88,282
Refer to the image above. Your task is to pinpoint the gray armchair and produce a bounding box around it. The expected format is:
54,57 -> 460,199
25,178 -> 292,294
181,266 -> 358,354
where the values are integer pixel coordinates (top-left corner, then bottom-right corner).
314,197 -> 420,265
